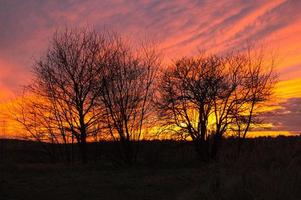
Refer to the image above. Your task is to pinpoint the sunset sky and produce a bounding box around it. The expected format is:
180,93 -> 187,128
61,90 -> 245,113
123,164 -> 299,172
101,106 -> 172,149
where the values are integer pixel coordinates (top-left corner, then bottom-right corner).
0,0 -> 301,137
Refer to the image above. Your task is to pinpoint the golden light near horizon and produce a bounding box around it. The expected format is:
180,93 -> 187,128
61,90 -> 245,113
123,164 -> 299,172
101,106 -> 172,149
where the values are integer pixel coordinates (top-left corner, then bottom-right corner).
0,0 -> 301,138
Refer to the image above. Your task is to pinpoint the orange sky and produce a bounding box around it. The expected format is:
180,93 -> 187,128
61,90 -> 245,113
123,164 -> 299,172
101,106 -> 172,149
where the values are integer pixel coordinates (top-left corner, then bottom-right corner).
0,0 -> 301,137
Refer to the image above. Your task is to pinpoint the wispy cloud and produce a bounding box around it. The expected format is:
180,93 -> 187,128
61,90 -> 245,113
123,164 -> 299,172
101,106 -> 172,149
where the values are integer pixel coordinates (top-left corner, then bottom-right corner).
262,98 -> 301,133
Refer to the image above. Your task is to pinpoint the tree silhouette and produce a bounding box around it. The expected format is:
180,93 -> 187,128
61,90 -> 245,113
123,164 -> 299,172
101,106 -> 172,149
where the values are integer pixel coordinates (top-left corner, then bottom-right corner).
28,28 -> 109,163
157,52 -> 276,160
99,39 -> 160,165
15,28 -> 160,164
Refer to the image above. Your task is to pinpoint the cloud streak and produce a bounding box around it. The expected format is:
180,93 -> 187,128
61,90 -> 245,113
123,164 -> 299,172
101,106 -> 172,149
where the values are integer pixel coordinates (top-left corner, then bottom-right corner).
261,98 -> 301,133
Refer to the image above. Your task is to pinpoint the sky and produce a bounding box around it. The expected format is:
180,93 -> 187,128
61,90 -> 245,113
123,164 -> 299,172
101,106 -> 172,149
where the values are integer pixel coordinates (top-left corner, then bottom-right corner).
0,0 -> 301,137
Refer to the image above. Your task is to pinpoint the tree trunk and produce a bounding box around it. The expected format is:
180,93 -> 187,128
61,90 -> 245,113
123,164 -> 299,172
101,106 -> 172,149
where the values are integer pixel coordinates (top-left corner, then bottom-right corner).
80,136 -> 88,164
210,133 -> 222,160
194,138 -> 209,161
122,140 -> 134,166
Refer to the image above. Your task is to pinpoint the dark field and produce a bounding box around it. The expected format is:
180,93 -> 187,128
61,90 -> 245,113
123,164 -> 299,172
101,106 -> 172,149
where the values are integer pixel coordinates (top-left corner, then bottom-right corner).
0,136 -> 301,200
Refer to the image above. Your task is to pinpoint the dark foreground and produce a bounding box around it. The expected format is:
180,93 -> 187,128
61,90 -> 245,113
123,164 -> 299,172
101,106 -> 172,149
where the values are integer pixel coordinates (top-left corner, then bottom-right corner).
0,136 -> 301,200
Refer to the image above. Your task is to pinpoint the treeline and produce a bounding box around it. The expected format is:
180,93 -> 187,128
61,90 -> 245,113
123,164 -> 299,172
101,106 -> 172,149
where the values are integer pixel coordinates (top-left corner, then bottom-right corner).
13,27 -> 276,164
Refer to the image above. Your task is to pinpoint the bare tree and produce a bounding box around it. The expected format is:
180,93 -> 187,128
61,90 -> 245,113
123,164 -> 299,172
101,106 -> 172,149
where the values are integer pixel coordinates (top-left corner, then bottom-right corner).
99,38 -> 160,165
27,27 -> 109,163
157,55 -> 220,160
13,92 -> 67,162
230,51 -> 277,157
157,52 -> 276,160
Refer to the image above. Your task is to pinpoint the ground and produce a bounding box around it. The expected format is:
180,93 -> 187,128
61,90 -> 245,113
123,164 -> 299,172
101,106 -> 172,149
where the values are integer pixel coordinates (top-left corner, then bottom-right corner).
0,137 -> 301,200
